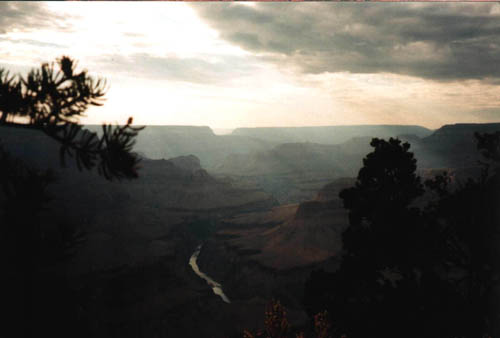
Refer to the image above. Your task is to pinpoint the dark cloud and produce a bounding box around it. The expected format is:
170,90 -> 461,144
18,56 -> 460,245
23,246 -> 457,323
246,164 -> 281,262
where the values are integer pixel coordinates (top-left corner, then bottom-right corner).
193,3 -> 500,81
96,53 -> 258,84
0,2 -> 71,34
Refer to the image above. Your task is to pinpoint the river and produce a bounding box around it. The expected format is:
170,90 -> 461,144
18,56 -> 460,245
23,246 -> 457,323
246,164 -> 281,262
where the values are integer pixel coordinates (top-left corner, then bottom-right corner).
189,245 -> 231,303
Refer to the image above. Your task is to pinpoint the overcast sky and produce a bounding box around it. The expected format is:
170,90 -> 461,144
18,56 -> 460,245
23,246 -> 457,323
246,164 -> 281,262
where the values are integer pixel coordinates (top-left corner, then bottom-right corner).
1,2 -> 500,130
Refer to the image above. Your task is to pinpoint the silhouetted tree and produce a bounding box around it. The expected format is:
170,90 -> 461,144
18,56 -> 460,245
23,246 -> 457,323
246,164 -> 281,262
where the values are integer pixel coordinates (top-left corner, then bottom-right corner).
0,56 -> 143,338
338,138 -> 425,271
305,135 -> 500,338
0,56 -> 143,180
305,138 -> 431,337
306,138 -> 454,337
0,56 -> 145,252
423,132 -> 500,337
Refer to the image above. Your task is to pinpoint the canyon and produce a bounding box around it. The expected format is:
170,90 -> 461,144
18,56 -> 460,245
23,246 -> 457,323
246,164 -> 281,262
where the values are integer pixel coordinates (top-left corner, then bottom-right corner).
1,122 -> 498,337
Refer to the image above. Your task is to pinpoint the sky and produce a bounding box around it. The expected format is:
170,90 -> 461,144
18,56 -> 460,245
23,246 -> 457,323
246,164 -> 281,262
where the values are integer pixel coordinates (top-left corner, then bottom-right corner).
1,2 -> 500,130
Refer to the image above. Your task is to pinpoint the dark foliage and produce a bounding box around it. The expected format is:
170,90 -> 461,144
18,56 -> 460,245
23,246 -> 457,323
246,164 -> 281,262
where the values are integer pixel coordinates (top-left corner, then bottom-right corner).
339,138 -> 424,221
244,300 -> 338,338
0,143 -> 67,338
338,138 -> 426,271
0,56 -> 144,181
423,132 -> 500,336
0,57 -> 143,338
304,135 -> 500,338
0,144 -> 55,224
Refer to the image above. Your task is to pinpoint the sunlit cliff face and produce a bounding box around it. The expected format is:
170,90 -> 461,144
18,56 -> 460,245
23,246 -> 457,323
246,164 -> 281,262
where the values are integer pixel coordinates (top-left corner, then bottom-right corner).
1,2 -> 500,129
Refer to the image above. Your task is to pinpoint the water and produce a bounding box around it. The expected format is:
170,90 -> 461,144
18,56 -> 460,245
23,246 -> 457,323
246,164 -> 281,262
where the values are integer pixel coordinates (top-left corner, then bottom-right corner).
189,245 -> 231,303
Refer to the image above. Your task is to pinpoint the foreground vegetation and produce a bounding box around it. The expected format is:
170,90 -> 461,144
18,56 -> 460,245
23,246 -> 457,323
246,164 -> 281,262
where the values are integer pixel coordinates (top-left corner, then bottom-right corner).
303,135 -> 499,338
248,134 -> 499,338
0,57 -> 143,338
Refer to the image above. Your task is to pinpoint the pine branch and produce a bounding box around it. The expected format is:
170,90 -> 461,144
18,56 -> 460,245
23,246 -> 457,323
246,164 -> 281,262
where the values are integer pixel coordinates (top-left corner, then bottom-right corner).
0,56 -> 144,181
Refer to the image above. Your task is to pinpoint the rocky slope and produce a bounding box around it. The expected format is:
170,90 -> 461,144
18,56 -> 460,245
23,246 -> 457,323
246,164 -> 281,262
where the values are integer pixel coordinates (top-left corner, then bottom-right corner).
1,126 -> 280,337
196,178 -> 352,319
211,138 -> 369,204
85,125 -> 274,170
413,123 -> 500,170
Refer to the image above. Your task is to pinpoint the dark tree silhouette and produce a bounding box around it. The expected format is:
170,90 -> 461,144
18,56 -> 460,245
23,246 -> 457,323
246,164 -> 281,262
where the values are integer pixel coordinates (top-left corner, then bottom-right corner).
423,132 -> 500,337
305,138 -> 431,338
338,138 -> 427,277
339,138 -> 423,226
0,57 -> 144,338
0,56 -> 144,253
0,56 -> 143,180
304,135 -> 500,338
306,139 -> 444,337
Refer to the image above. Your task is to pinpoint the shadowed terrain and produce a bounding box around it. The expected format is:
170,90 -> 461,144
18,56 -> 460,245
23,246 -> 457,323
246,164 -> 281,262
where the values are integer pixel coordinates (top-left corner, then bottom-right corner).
2,122 -> 499,337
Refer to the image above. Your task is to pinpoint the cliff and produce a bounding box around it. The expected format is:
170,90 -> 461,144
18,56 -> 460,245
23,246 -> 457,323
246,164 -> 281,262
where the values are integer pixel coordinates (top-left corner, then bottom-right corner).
414,123 -> 500,169
108,125 -> 273,169
231,125 -> 432,144
196,178 -> 350,313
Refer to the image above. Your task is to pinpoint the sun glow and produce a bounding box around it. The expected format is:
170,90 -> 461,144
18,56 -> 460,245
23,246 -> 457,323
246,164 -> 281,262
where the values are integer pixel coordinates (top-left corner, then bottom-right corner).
1,2 -> 499,129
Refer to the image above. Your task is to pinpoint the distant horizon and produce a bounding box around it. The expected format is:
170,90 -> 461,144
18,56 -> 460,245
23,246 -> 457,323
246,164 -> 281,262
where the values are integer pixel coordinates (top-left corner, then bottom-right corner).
82,121 -> 500,134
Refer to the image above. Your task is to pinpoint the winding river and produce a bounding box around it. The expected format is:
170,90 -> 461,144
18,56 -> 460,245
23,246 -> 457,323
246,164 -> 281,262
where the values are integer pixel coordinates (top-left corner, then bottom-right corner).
189,245 -> 231,303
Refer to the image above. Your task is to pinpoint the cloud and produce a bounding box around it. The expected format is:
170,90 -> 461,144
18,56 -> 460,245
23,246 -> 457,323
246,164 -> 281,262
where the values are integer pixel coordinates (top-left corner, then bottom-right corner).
0,2 -> 72,34
94,53 -> 259,84
0,2 -> 258,86
193,3 -> 500,81
469,108 -> 500,121
0,37 -> 65,49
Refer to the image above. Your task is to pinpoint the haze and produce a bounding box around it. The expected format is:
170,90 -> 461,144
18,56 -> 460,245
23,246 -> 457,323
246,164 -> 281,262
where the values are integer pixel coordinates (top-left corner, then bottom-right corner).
1,2 -> 500,129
